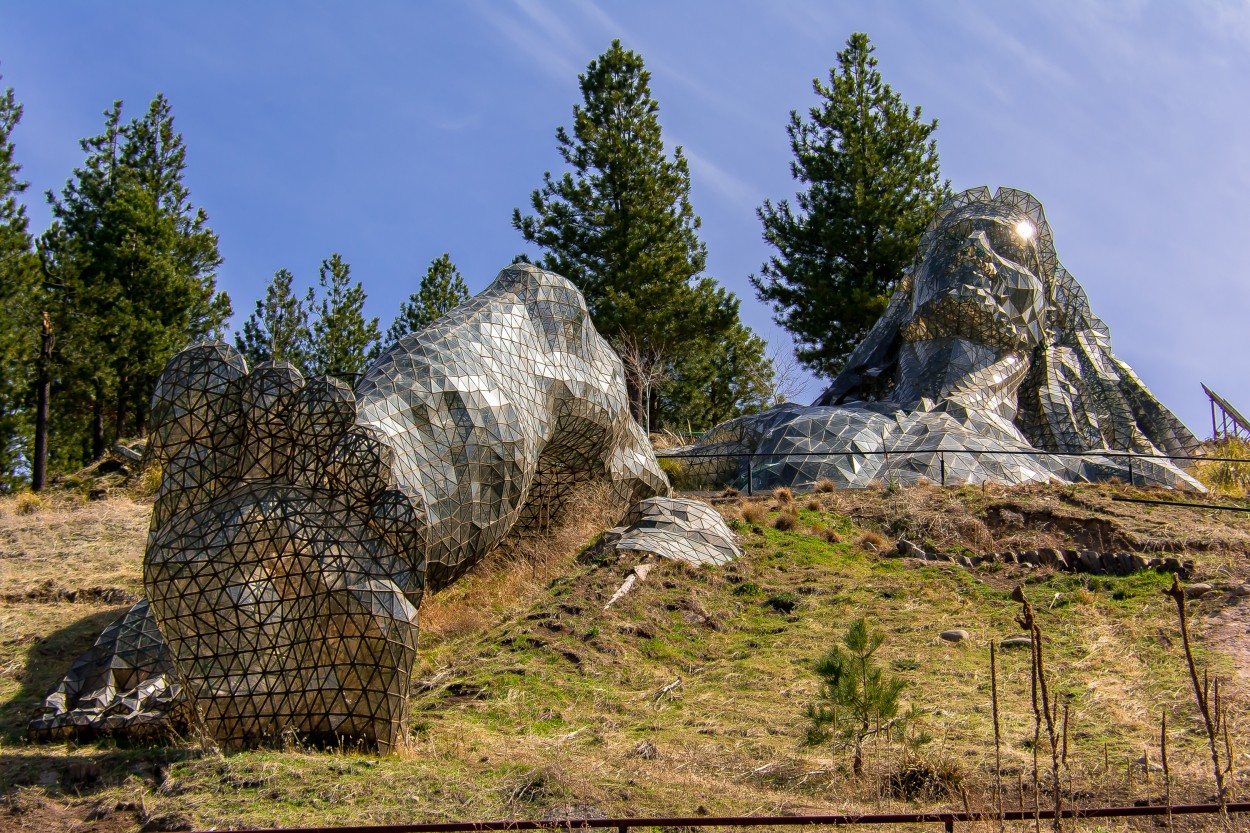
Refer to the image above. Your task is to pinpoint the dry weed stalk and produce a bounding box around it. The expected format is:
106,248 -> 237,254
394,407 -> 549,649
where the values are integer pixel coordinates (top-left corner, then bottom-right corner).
990,641 -> 1004,830
1161,711 -> 1174,833
1163,573 -> 1229,824
1012,586 -> 1064,833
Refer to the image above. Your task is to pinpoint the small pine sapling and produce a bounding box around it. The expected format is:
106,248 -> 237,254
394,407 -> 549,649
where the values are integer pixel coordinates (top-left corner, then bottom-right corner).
805,617 -> 909,775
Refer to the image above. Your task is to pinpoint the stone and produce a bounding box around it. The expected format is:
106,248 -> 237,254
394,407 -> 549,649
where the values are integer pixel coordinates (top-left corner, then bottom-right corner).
1037,548 -> 1060,569
1001,551 -> 1018,564
1000,636 -> 1033,649
956,555 -> 974,569
1078,550 -> 1103,574
940,629 -> 971,643
1185,583 -> 1214,599
896,538 -> 925,559
1099,552 -> 1121,575
1129,554 -> 1148,573
1231,585 -> 1250,597
1020,550 -> 1040,566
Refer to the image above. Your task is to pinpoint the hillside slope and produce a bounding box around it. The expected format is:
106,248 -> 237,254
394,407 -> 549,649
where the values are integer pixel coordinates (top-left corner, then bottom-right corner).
2,482 -> 1250,830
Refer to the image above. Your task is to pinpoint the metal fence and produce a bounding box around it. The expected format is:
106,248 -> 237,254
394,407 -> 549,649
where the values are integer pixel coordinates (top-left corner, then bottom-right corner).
203,802 -> 1250,833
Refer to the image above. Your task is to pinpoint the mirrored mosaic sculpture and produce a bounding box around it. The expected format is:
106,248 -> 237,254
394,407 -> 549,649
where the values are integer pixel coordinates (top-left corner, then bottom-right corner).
593,497 -> 741,567
28,600 -> 181,740
34,264 -> 667,750
677,187 -> 1202,491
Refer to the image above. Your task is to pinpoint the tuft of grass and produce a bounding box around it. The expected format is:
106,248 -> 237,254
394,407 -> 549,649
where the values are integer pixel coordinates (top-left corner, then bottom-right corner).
771,486 -> 793,507
14,492 -> 44,515
857,530 -> 889,552
773,508 -> 800,531
814,478 -> 837,493
741,501 -> 768,526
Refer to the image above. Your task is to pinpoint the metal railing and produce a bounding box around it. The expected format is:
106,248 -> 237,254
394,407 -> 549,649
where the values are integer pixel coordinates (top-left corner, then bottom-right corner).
201,802 -> 1250,833
655,447 -> 1246,496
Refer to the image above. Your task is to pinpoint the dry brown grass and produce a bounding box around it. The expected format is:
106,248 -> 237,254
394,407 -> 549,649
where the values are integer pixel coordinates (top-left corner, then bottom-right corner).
741,501 -> 769,526
418,482 -> 625,644
856,530 -> 889,551
773,508 -> 799,531
814,478 -> 837,493
771,486 -> 793,507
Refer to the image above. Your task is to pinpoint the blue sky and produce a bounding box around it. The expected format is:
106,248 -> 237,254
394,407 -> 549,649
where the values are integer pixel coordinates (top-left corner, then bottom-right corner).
2,1 -> 1248,436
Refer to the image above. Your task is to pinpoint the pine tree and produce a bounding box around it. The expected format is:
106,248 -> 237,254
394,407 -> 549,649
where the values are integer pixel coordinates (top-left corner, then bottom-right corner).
306,253 -> 379,381
0,77 -> 40,491
40,96 -> 230,469
513,40 -> 770,429
753,33 -> 948,379
805,617 -> 909,776
383,253 -> 468,349
236,269 -> 312,371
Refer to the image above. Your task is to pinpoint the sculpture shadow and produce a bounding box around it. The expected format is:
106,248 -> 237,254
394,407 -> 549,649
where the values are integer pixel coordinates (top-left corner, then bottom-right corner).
1,605 -> 194,797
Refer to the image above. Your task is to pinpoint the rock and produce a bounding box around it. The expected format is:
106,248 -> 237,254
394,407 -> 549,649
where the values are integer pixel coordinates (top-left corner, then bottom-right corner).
1185,583 -> 1214,599
112,443 -> 143,464
896,538 -> 925,559
1001,551 -> 1018,564
1078,550 -> 1103,574
1162,557 -> 1183,576
1129,554 -> 1148,573
1019,550 -> 1040,566
1148,557 -> 1164,570
1099,552 -> 1120,575
956,555 -> 974,569
1053,552 -> 1070,570
1037,548 -> 1060,569
940,629 -> 970,643
1000,636 -> 1033,649
1231,585 -> 1250,597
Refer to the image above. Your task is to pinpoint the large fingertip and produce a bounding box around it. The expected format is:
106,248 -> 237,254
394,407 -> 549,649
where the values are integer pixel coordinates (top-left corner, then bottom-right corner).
328,425 -> 396,504
147,340 -> 248,464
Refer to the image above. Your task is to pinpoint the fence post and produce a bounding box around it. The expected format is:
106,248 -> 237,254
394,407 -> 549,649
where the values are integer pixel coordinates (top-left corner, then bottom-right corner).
944,820 -> 954,832
1128,456 -> 1135,487
940,452 -> 946,487
746,455 -> 753,497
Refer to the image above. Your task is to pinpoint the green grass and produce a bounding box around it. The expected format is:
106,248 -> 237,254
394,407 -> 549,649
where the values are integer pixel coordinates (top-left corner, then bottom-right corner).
3,485 -> 1250,829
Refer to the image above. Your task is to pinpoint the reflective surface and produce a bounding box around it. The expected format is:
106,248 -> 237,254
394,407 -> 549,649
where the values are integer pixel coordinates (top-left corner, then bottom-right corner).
36,264 -> 669,749
679,187 -> 1202,491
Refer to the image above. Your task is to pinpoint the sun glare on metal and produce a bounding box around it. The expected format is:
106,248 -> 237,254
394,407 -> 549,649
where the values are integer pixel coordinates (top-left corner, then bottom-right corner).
1015,220 -> 1036,241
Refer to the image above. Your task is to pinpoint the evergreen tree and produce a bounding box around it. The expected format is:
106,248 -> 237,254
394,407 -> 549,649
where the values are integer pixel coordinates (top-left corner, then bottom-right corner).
307,253 -> 379,380
753,33 -> 947,379
805,617 -> 910,776
40,96 -> 230,469
383,253 -> 468,349
236,268 -> 312,371
513,40 -> 770,429
0,77 -> 40,490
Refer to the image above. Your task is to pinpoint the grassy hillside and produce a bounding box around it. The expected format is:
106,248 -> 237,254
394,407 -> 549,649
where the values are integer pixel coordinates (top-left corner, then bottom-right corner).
3,480 -> 1250,831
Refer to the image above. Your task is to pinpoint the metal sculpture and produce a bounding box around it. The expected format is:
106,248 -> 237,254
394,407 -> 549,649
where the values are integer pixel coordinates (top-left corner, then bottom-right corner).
678,187 -> 1202,491
34,264 -> 668,750
593,497 -> 741,567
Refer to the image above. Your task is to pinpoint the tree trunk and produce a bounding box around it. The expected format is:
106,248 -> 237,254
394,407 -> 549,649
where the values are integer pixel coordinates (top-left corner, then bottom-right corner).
114,376 -> 128,442
31,313 -> 52,492
91,386 -> 105,461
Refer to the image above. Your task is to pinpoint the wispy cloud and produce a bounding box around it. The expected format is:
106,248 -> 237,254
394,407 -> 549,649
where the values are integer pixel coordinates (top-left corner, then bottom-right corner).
682,146 -> 764,211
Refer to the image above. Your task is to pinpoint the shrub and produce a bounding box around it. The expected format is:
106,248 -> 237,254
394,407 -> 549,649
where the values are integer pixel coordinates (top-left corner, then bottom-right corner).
819,526 -> 841,544
814,478 -> 837,493
1195,437 -> 1250,497
771,486 -> 793,506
